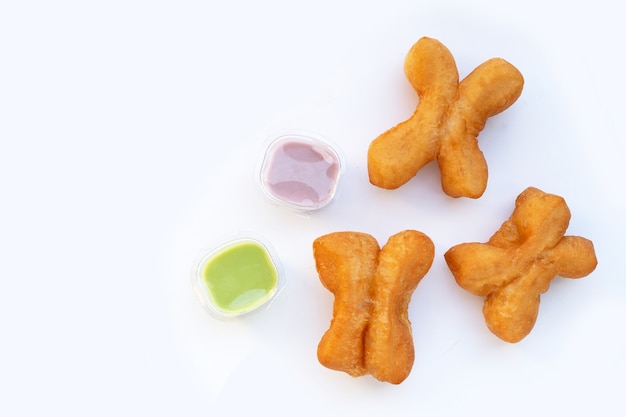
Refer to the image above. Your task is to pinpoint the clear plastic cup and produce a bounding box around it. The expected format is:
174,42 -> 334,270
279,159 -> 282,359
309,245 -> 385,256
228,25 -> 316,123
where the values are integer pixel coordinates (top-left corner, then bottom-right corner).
257,130 -> 345,212
192,233 -> 284,319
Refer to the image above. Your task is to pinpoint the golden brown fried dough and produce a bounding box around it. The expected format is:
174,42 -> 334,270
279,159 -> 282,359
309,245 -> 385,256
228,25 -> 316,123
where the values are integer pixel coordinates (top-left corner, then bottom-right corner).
313,230 -> 434,384
313,232 -> 379,377
444,187 -> 598,342
368,38 -> 458,190
365,230 -> 434,384
367,37 -> 524,198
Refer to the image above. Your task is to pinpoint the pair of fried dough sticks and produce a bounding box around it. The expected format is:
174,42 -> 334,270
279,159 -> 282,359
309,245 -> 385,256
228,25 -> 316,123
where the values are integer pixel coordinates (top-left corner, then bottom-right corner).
445,187 -> 597,343
313,230 -> 434,385
368,36 -> 524,198
313,188 -> 597,383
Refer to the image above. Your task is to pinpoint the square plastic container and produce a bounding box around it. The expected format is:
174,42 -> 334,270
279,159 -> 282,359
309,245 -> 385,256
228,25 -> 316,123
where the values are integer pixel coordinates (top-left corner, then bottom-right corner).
257,130 -> 345,212
192,233 -> 284,319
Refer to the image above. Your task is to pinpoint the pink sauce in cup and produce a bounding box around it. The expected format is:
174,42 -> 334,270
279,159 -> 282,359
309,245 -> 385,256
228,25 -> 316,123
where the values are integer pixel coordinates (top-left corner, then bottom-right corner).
259,133 -> 344,211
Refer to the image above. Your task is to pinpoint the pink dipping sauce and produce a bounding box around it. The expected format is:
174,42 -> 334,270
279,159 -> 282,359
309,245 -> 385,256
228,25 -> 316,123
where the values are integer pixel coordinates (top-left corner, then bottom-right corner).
260,135 -> 343,210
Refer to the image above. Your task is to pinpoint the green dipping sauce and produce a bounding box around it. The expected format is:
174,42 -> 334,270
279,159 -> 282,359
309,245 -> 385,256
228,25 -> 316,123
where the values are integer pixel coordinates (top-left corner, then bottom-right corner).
200,240 -> 279,316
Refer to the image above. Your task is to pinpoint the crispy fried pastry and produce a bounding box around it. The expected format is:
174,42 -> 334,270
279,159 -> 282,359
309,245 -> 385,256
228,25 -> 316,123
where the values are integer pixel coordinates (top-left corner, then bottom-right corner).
444,187 -> 597,342
365,230 -> 434,384
314,232 -> 379,377
313,230 -> 434,384
367,37 -> 524,198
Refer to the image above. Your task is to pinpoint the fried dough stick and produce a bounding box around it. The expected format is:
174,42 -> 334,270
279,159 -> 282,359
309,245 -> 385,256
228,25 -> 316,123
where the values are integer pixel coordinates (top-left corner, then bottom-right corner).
313,232 -> 379,376
444,187 -> 597,342
367,38 -> 458,190
313,230 -> 434,384
365,230 -> 434,384
438,57 -> 524,197
367,37 -> 524,198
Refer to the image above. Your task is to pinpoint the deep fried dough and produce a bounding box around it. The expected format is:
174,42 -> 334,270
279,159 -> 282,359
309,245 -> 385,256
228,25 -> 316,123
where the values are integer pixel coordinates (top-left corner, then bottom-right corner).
313,230 -> 434,384
314,232 -> 379,377
367,37 -> 524,198
368,38 -> 458,190
444,187 -> 597,342
365,230 -> 434,384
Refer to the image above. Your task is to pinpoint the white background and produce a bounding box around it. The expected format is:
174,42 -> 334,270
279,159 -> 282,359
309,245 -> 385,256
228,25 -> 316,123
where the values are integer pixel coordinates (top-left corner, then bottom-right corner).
1,1 -> 625,416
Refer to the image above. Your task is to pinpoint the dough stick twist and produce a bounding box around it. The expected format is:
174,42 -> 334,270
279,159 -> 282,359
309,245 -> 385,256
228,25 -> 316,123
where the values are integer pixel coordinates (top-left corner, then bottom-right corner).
368,37 -> 524,198
444,187 -> 597,342
313,230 -> 434,384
